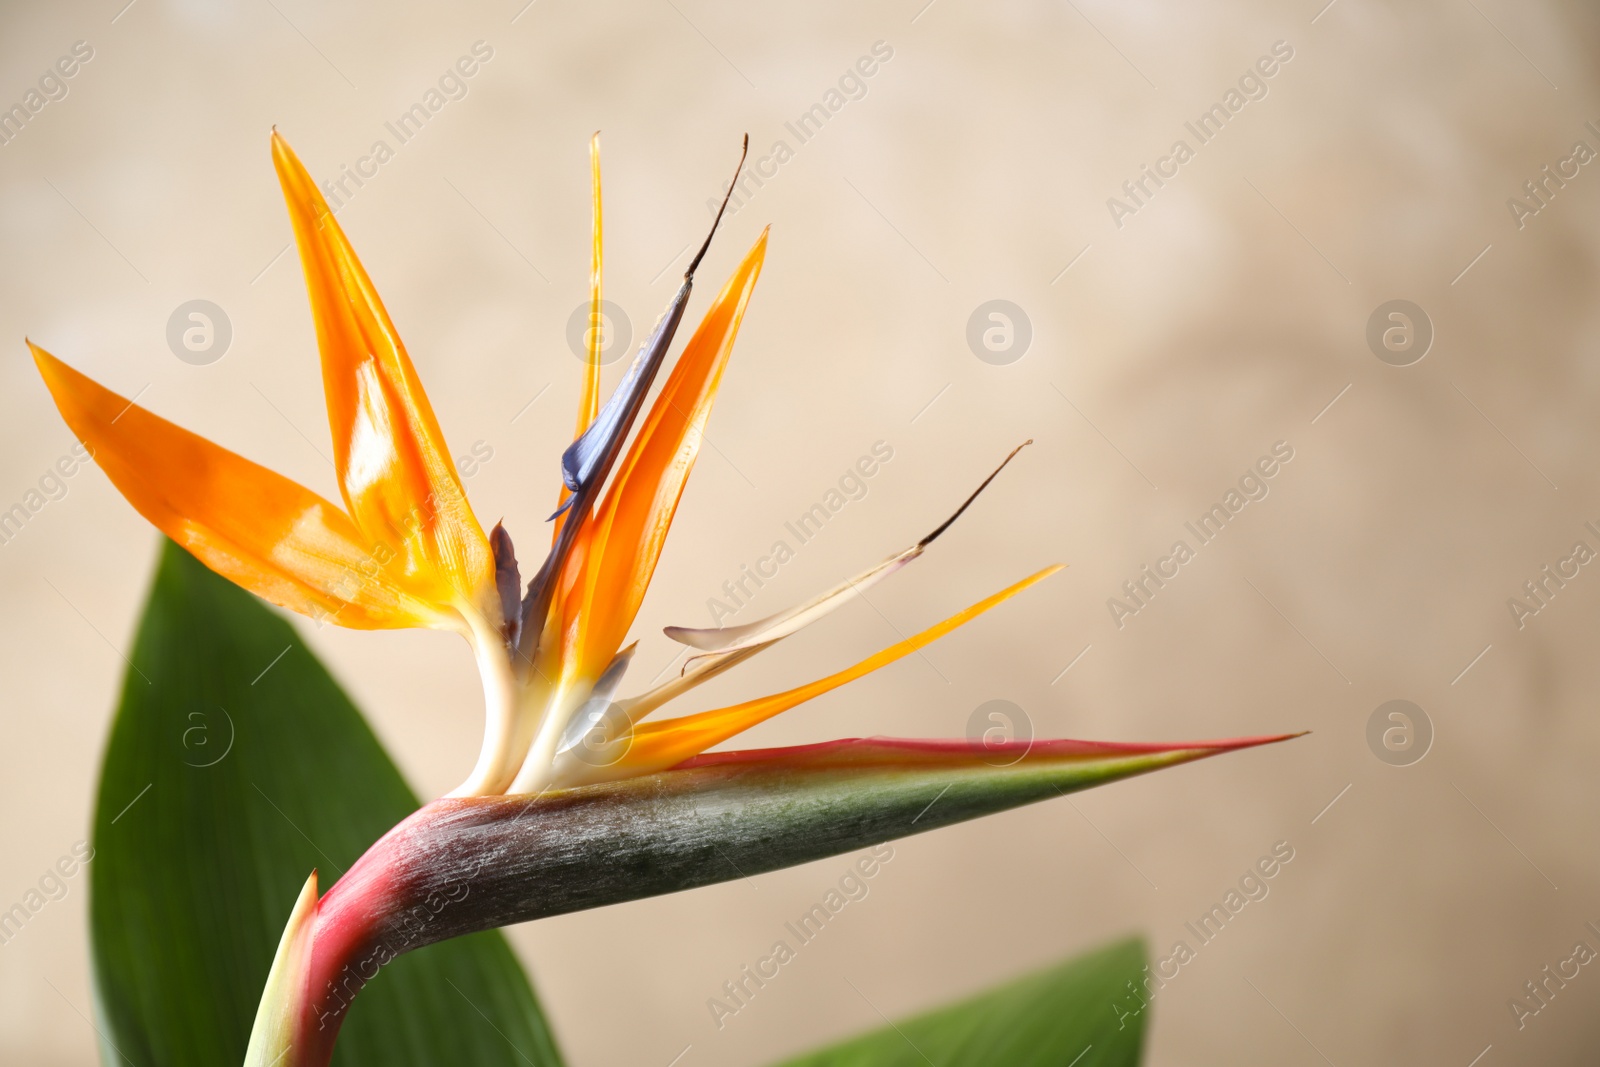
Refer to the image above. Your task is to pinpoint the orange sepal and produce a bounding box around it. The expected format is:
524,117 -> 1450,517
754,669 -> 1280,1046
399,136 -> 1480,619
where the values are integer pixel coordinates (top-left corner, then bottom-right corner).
31,343 -> 439,629
613,565 -> 1064,776
271,130 -> 495,623
559,228 -> 769,684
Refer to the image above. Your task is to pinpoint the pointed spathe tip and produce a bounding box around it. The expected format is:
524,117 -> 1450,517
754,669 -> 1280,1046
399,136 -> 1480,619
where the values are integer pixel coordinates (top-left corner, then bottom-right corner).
1222,729 -> 1310,747
1206,728 -> 1308,746
1156,728 -> 1308,760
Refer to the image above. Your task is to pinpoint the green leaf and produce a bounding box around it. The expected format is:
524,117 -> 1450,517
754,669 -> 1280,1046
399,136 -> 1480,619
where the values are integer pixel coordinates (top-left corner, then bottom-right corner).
88,540 -> 564,1067
771,938 -> 1147,1067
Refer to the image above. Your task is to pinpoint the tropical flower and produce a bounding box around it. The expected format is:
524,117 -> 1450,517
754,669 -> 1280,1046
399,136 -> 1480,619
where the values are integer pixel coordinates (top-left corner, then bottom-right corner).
31,132 -> 1298,1067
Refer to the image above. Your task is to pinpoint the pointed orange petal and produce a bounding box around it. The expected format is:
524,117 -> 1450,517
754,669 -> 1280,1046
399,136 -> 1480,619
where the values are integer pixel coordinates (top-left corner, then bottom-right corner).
271,130 -> 495,621
32,344 -> 437,629
560,229 -> 769,683
599,565 -> 1064,778
554,133 -> 606,542
581,131 -> 604,433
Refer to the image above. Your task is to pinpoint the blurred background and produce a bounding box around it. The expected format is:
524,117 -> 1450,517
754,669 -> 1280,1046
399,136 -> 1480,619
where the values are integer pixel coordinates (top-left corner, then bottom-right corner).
2,0 -> 1598,1062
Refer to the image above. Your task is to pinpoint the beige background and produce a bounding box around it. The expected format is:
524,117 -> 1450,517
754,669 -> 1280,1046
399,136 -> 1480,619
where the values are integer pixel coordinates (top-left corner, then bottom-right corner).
3,0 -> 1599,1063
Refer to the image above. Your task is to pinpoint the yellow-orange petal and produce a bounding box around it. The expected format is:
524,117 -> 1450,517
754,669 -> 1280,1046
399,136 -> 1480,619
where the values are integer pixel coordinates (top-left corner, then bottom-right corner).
599,565 -> 1064,778
554,132 -> 605,542
271,130 -> 496,622
558,228 -> 769,685
31,344 -> 439,629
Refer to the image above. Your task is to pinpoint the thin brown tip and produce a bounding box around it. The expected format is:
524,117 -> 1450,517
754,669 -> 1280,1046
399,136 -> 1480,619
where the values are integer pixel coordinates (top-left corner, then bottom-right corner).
687,136 -> 751,279
917,440 -> 1035,548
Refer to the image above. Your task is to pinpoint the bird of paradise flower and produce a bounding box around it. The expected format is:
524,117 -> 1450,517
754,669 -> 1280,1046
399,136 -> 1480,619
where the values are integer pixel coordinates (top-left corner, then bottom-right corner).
30,131 -> 1299,1067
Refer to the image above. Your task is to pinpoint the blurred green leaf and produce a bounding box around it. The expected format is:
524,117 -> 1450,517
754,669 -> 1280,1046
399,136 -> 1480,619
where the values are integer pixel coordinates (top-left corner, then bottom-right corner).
88,540 -> 564,1066
772,938 -> 1146,1067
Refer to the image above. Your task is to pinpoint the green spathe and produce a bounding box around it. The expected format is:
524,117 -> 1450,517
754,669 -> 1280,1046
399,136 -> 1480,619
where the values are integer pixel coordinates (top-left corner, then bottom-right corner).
331,732 -> 1292,953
